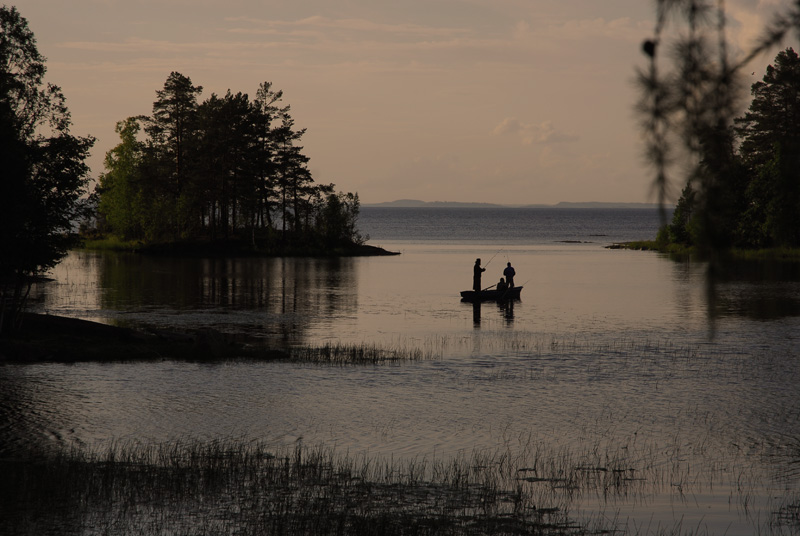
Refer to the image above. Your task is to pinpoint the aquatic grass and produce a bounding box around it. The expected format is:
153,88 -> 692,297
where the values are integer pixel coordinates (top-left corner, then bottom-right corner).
773,498 -> 800,532
3,421 -> 796,535
0,435 -> 676,534
285,341 -> 430,365
81,236 -> 144,251
608,241 -> 800,261
1,438 -> 593,535
276,332 -> 710,367
302,332 -> 718,368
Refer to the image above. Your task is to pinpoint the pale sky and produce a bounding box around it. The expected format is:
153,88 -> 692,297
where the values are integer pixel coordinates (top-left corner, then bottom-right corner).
14,0 -> 792,204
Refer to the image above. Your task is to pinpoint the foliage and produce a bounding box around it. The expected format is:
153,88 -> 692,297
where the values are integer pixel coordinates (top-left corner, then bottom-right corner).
94,75 -> 363,253
96,118 -> 144,240
666,182 -> 697,245
736,48 -> 800,168
735,48 -> 800,247
639,0 -> 800,253
315,191 -> 365,248
0,6 -> 94,333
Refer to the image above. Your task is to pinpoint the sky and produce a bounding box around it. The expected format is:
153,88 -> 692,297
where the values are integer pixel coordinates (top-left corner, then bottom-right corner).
14,0 -> 794,205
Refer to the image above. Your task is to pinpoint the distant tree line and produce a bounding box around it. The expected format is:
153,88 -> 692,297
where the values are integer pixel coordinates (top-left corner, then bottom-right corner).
639,0 -> 800,253
94,72 -> 363,251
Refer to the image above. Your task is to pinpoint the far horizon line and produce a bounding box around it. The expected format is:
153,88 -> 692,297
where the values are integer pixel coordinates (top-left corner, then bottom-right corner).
362,199 -> 673,209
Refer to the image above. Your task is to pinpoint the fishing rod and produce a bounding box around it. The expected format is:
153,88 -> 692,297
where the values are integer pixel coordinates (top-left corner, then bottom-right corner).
483,248 -> 503,268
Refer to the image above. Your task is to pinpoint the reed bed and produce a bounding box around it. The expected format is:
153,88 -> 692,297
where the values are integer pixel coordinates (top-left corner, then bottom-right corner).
3,430 -> 794,535
284,333 -> 719,366
2,438 -> 589,535
286,341 -> 430,365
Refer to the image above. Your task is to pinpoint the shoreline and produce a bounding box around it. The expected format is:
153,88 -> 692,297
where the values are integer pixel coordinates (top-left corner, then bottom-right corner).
2,242 -> 400,363
80,238 -> 400,258
607,240 -> 800,260
0,313 -> 288,363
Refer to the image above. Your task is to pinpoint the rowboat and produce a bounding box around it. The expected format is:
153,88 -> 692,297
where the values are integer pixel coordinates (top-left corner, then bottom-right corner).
460,285 -> 523,302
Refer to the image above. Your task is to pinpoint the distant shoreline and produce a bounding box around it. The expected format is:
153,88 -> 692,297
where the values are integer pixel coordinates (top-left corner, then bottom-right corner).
363,200 -> 671,209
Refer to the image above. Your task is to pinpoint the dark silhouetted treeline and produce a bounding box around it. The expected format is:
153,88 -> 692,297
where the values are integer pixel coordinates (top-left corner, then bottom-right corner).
660,48 -> 800,250
638,0 -> 800,254
92,72 -> 364,253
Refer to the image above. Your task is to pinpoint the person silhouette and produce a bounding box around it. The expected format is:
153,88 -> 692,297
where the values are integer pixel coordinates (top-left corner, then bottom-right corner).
503,262 -> 516,288
496,277 -> 508,292
473,258 -> 486,292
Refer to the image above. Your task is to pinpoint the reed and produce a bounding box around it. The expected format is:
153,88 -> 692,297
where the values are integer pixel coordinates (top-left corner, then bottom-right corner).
286,341 -> 429,365
80,236 -> 144,251
274,333 -> 692,370
1,438 -> 582,535
4,427 -> 792,536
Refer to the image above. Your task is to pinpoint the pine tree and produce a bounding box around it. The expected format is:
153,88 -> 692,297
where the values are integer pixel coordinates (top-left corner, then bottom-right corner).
735,48 -> 800,247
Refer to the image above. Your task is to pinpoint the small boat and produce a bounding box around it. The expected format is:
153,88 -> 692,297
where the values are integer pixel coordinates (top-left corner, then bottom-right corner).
460,285 -> 523,302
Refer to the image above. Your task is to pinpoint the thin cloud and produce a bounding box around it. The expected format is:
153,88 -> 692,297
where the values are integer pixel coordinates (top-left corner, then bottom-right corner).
511,16 -> 646,45
59,13 -> 650,77
225,16 -> 470,39
492,118 -> 578,145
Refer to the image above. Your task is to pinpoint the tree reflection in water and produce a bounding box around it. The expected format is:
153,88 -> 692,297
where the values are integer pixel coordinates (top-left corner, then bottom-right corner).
93,252 -> 358,347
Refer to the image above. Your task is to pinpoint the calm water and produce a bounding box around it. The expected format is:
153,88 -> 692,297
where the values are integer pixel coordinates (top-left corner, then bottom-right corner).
4,207 -> 800,535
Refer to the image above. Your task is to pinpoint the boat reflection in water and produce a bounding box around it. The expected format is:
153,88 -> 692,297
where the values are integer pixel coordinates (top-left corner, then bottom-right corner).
459,285 -> 523,302
465,287 -> 520,327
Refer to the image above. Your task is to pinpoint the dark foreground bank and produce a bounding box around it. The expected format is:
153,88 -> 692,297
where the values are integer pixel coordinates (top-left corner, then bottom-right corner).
0,313 -> 425,364
0,313 -> 277,363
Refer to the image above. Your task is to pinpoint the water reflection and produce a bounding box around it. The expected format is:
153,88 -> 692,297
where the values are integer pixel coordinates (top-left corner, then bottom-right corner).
41,251 -> 360,346
500,299 -> 514,324
34,247 -> 800,348
705,257 -> 800,324
468,299 -> 516,328
666,253 -> 800,327
12,246 -> 800,535
99,254 -> 355,307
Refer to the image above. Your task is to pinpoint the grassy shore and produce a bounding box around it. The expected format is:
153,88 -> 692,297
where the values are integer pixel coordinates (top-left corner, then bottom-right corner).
607,240 -> 800,260
606,240 -> 691,254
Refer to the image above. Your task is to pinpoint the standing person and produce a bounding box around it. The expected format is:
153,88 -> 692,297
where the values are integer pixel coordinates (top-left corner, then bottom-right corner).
503,262 -> 516,288
473,258 -> 486,292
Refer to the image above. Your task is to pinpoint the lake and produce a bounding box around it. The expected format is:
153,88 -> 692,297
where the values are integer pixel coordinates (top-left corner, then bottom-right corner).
3,207 -> 800,535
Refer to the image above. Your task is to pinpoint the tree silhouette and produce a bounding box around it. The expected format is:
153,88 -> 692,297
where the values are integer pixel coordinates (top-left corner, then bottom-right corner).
638,0 -> 800,253
94,74 -> 364,252
0,6 -> 94,332
734,48 -> 800,247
